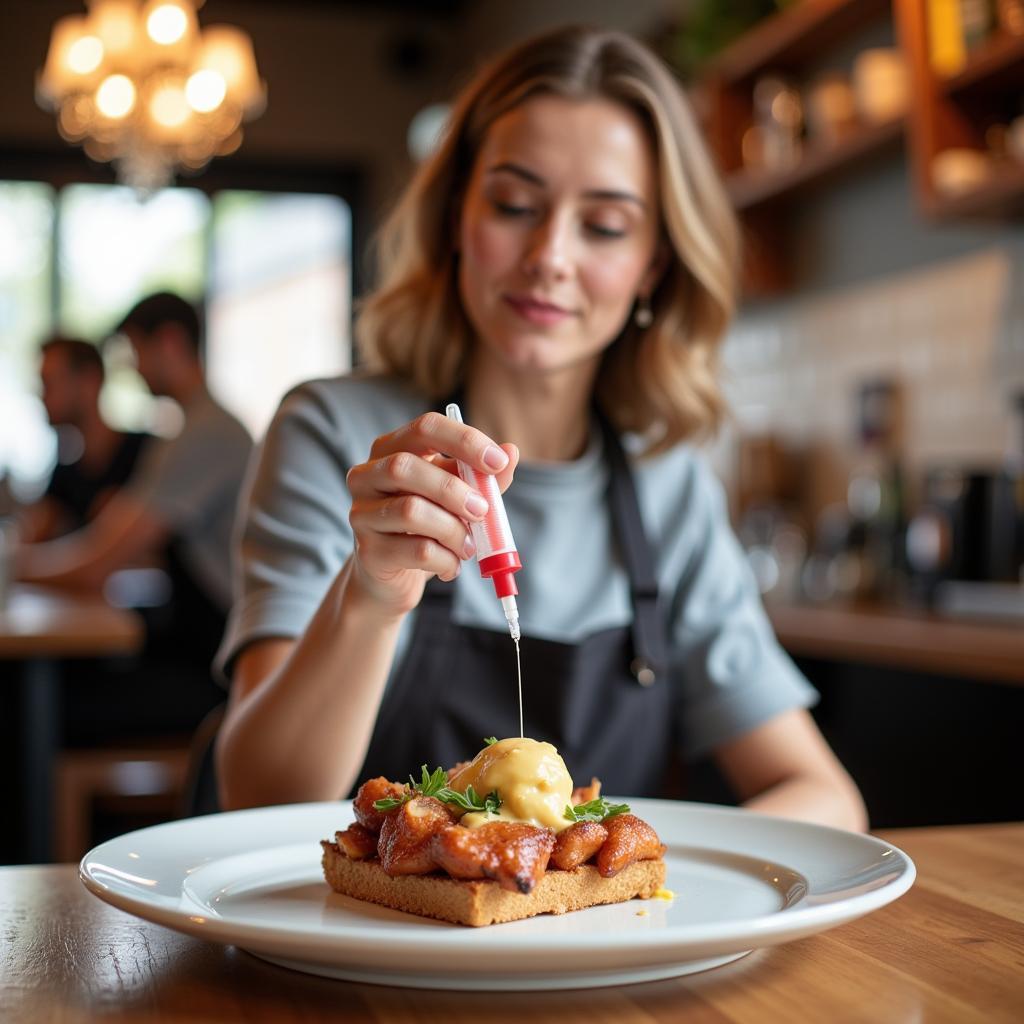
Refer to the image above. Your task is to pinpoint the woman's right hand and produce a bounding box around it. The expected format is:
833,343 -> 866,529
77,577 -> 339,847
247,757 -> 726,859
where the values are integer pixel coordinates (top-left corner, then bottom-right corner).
346,411 -> 519,618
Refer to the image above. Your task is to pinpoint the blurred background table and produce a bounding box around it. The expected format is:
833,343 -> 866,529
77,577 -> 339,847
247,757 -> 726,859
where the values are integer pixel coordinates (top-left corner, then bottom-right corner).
0,584 -> 144,863
1,822 -> 1021,1023
0,583 -> 143,658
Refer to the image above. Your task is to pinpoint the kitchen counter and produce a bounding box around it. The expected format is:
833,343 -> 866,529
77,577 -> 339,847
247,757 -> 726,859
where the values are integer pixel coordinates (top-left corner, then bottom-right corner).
766,600 -> 1024,685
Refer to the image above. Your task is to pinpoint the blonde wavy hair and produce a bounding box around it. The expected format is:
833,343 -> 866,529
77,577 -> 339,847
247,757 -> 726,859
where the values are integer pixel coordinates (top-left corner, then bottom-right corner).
357,25 -> 740,454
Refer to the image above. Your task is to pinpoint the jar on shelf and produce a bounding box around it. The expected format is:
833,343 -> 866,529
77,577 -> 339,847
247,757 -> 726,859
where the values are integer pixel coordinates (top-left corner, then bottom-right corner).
751,74 -> 803,171
806,71 -> 859,145
852,48 -> 909,124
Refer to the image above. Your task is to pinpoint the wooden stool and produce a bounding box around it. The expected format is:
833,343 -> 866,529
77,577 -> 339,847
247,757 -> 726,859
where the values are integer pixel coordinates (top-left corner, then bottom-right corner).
53,741 -> 190,863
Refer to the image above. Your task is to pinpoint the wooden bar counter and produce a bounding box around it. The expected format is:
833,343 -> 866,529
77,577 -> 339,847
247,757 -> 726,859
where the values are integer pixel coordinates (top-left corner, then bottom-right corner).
1,822 -> 1021,1022
767,600 -> 1024,685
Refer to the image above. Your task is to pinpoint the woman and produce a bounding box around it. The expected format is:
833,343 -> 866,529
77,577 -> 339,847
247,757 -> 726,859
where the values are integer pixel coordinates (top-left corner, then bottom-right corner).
216,26 -> 867,831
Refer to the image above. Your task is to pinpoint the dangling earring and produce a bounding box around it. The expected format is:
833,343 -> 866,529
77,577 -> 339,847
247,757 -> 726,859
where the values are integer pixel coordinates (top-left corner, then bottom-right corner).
634,295 -> 653,329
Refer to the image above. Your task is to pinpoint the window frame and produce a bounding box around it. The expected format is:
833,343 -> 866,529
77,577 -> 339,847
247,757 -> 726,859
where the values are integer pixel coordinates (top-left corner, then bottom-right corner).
0,143 -> 370,317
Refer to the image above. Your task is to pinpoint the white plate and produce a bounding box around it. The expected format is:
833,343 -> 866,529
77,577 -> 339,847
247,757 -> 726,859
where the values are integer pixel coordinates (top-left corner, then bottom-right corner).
80,799 -> 914,990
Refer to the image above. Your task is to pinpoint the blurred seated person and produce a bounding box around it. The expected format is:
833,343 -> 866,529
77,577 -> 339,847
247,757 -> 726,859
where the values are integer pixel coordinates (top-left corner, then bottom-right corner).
19,336 -> 151,543
17,293 -> 253,704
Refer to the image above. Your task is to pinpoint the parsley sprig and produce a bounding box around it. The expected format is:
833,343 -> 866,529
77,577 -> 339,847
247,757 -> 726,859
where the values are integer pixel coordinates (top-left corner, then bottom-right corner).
564,797 -> 630,823
441,784 -> 502,814
373,764 -> 502,815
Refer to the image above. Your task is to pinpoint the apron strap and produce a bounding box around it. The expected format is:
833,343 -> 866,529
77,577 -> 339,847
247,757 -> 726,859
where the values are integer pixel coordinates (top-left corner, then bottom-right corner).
594,407 -> 667,687
422,401 -> 667,685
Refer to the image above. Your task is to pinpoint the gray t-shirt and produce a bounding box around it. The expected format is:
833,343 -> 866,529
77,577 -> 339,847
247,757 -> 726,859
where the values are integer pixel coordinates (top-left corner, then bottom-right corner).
217,372 -> 816,759
128,388 -> 252,612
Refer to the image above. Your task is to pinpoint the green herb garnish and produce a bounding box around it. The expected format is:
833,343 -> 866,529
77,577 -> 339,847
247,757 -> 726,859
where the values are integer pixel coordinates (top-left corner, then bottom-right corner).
411,764 -> 449,799
372,764 -> 446,810
373,763 -> 503,816
371,796 -> 409,811
564,798 -> 630,823
483,736 -> 498,746
441,784 -> 501,814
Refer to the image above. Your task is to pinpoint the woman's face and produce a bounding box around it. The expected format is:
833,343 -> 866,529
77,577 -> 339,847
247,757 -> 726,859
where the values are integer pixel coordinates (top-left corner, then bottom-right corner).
457,93 -> 663,379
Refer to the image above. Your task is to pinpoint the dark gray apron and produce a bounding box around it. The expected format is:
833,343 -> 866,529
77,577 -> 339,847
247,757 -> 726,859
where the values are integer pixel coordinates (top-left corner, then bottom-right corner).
354,409 -> 677,798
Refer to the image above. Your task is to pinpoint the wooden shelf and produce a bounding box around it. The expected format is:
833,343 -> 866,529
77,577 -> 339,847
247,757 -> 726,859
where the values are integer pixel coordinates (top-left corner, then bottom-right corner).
939,31 -> 1024,98
703,0 -> 890,84
696,1 -> 901,293
691,1 -> 1022,293
766,600 -> 1024,685
927,165 -> 1024,219
726,116 -> 904,210
897,0 -> 1024,218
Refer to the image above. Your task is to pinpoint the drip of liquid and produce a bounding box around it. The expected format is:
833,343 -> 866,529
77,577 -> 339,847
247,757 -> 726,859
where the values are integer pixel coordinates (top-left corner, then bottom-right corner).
514,636 -> 523,738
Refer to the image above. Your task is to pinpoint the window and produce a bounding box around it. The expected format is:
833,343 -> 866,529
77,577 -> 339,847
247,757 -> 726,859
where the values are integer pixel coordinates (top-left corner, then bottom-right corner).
208,191 -> 351,438
0,182 -> 55,489
0,180 -> 352,494
59,184 -> 209,435
58,184 -> 208,339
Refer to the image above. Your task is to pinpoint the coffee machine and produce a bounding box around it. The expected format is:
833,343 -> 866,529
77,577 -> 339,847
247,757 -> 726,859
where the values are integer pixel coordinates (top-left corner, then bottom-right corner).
907,469 -> 1022,584
906,395 -> 1024,609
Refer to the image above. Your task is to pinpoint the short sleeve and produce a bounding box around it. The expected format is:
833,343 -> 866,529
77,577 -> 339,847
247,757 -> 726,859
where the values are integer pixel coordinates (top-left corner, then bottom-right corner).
668,459 -> 817,760
214,383 -> 355,677
128,417 -> 246,532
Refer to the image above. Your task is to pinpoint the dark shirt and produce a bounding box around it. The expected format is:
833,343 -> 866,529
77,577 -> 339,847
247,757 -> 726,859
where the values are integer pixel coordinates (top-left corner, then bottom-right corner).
45,432 -> 150,531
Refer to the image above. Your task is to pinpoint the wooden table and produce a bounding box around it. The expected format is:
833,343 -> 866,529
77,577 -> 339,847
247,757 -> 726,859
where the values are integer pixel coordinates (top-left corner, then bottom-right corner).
0,583 -> 143,660
0,584 -> 144,862
1,823 -> 1021,1022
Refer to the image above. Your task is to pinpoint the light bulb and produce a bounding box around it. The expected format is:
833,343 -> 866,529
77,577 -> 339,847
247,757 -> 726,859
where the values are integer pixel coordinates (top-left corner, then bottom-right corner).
39,15 -> 99,102
147,3 -> 188,45
67,35 -> 104,75
195,25 -> 264,113
185,69 -> 226,113
149,82 -> 190,127
95,74 -> 136,118
90,0 -> 137,55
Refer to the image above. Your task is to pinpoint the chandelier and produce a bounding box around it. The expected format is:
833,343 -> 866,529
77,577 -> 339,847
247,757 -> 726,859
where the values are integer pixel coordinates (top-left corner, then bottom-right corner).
37,0 -> 266,192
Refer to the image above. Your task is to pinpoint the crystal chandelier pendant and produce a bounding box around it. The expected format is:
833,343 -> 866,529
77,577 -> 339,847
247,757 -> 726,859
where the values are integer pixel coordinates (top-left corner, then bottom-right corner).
37,0 -> 266,193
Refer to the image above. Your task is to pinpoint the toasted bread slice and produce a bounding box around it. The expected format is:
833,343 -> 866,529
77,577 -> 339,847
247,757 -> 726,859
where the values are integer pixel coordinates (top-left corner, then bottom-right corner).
321,840 -> 666,927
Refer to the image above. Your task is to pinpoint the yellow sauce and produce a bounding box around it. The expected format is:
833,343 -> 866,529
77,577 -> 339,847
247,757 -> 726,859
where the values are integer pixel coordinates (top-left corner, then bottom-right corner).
653,888 -> 676,901
448,737 -> 574,833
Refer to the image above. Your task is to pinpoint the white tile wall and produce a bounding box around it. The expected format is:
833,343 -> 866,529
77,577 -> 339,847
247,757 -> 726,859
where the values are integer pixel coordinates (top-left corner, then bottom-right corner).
709,245 -> 1023,509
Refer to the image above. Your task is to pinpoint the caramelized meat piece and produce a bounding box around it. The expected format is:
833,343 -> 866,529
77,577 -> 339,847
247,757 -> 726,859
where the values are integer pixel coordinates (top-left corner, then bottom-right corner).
335,824 -> 377,860
377,796 -> 458,876
353,776 -> 408,833
432,821 -> 555,894
571,777 -> 601,805
550,820 -> 608,871
595,814 -> 666,878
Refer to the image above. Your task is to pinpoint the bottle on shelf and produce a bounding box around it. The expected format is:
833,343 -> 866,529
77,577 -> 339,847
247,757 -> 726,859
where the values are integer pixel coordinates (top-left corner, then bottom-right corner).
845,379 -> 906,602
927,0 -> 968,75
